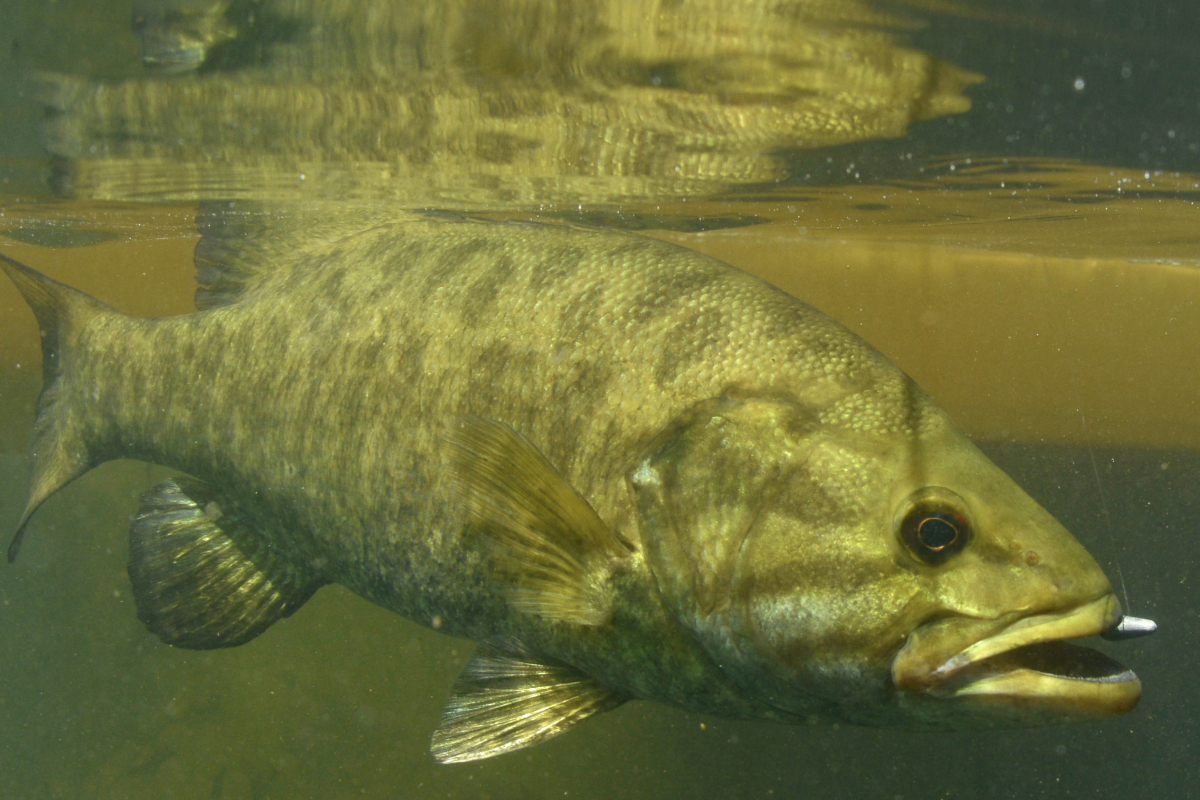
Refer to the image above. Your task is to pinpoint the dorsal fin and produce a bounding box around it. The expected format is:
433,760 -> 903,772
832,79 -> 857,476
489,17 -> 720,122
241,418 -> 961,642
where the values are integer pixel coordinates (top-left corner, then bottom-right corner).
193,201 -> 293,310
195,203 -> 444,310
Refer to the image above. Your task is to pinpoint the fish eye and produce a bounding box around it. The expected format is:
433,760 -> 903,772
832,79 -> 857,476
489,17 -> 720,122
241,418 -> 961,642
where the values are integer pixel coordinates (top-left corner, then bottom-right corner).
897,488 -> 971,564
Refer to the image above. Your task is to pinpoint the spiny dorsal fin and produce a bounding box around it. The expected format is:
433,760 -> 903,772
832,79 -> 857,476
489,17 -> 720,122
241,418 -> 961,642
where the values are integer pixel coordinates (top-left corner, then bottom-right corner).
431,640 -> 626,764
448,417 -> 633,626
0,253 -> 112,561
128,477 -> 325,649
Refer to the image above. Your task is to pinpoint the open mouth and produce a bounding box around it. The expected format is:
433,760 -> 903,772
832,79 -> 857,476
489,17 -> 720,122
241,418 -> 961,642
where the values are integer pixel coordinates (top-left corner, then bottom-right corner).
895,595 -> 1148,716
941,640 -> 1136,695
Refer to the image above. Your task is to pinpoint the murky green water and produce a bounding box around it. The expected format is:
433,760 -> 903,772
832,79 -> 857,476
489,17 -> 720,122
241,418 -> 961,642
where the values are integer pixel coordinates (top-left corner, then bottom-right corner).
0,1 -> 1196,798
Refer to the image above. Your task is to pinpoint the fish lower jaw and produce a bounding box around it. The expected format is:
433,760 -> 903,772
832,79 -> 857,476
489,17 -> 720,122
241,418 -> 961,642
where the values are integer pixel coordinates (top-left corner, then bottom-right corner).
949,660 -> 1141,719
937,639 -> 1141,718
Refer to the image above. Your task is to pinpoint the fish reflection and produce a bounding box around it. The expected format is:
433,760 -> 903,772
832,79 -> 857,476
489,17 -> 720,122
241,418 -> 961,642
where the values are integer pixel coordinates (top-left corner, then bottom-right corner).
40,0 -> 980,204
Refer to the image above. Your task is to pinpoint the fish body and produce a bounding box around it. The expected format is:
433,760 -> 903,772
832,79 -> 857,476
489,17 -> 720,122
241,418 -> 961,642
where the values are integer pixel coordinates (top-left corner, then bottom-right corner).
2,211 -> 1145,762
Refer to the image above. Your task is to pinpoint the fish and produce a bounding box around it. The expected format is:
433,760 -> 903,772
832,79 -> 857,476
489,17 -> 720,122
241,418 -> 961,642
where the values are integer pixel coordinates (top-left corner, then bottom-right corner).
0,210 -> 1151,763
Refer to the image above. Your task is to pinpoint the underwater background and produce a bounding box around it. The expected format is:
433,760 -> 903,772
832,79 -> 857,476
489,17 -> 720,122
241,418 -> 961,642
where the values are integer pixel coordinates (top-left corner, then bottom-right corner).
0,1 -> 1195,798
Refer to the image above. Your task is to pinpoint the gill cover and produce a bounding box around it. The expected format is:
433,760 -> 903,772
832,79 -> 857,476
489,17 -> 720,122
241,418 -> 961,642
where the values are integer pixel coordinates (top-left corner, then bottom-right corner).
628,394 -> 935,718
629,397 -> 817,682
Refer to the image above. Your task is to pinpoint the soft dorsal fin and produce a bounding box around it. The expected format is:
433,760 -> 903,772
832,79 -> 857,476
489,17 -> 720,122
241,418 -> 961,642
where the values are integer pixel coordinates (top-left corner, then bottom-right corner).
431,640 -> 626,764
193,201 -> 298,310
448,417 -> 633,626
193,202 -> 422,310
128,477 -> 325,649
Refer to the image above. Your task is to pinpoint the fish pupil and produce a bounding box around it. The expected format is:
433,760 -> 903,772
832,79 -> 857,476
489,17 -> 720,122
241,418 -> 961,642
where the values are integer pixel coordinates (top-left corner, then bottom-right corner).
897,488 -> 971,564
917,515 -> 960,551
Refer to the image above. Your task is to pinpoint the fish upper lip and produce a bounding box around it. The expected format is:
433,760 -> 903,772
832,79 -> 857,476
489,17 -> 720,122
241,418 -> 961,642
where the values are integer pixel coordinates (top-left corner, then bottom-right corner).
931,594 -> 1122,683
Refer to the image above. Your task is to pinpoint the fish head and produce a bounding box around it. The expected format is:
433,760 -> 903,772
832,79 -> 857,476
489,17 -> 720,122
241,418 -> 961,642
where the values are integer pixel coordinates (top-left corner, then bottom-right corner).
630,391 -> 1141,728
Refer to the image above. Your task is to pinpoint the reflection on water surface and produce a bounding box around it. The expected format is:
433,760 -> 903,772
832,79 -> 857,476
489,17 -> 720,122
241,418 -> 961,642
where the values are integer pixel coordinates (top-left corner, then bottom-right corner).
37,0 -> 979,204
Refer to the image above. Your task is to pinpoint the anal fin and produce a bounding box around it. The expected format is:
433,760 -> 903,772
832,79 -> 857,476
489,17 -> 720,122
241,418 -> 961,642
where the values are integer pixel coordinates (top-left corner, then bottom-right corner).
431,640 -> 626,764
128,477 -> 324,649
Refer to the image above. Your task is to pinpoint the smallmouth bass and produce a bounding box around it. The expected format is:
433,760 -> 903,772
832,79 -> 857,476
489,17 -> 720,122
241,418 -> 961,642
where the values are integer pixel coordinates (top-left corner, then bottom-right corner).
1,211 -> 1150,762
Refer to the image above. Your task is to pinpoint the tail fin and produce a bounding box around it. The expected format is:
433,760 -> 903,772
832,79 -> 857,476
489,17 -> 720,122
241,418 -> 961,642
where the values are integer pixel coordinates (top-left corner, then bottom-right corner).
0,253 -> 109,562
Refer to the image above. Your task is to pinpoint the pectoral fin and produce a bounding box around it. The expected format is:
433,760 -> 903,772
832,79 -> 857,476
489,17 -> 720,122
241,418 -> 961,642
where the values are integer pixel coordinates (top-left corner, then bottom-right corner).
448,417 -> 632,626
431,640 -> 626,764
127,477 -> 325,649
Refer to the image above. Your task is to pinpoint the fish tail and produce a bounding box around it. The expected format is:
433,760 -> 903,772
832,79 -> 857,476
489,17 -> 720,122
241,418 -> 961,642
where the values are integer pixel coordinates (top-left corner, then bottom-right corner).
0,253 -> 111,562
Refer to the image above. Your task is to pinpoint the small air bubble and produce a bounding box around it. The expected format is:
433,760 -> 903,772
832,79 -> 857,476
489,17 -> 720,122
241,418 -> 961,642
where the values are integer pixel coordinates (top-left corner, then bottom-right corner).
1073,77 -> 1085,91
